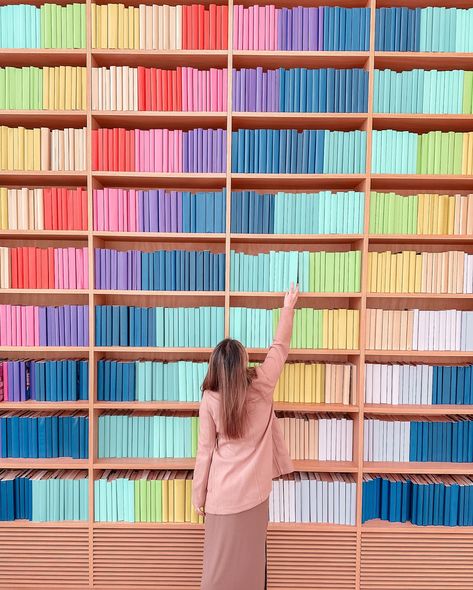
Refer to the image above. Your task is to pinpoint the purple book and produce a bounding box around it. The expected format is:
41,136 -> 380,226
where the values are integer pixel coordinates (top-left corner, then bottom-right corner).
202,129 -> 208,173
51,307 -> 58,346
198,128 -> 204,173
222,130 -> 227,171
149,190 -> 158,232
142,190 -> 150,232
127,251 -> 133,291
170,191 -> 177,232
318,7 -> 324,51
165,193 -> 172,232
183,130 -> 189,172
136,251 -> 141,291
232,69 -> 238,111
176,192 -> 183,232
261,70 -> 267,113
208,132 -> 213,173
240,70 -> 246,111
116,251 -> 125,290
72,305 -> 80,346
104,246 -> 111,290
83,305 -> 89,346
29,361 -> 36,401
157,190 -> 165,232
39,306 -> 47,346
94,248 -> 101,289
58,306 -> 65,346
137,190 -> 144,232
13,362 -> 20,402
110,249 -> 117,290
64,305 -> 71,346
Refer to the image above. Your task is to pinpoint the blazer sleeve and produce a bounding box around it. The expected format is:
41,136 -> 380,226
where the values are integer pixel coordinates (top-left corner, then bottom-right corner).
255,306 -> 295,394
191,391 -> 217,509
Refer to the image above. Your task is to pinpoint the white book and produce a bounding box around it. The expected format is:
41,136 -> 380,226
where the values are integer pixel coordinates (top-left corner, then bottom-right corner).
386,420 -> 394,461
116,66 -> 123,111
338,479 -> 345,525
392,364 -> 400,405
363,418 -> 370,461
403,421 -> 411,462
289,477 -> 296,523
139,5 -> 146,50
270,482 -> 277,522
152,4 -> 159,50
327,480 -> 335,524
412,309 -> 419,350
333,479 -> 340,525
283,478 -> 290,522
110,66 -> 116,111
300,472 -> 310,523
321,479 -> 328,523
318,418 -> 326,461
346,419 -> 353,461
308,474 -> 316,523
365,363 -> 372,403
176,5 -> 182,49
294,473 -> 302,522
336,419 -> 342,461
421,365 -> 429,405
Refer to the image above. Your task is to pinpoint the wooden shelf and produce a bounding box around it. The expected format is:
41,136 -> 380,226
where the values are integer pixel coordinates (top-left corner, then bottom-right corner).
93,171 -> 226,189
364,405 -> 473,416
0,402 -> 89,410
364,462 -> 473,475
0,459 -> 88,469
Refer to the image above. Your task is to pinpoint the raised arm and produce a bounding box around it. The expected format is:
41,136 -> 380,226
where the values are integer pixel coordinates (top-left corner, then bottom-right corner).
256,283 -> 299,391
192,391 -> 217,515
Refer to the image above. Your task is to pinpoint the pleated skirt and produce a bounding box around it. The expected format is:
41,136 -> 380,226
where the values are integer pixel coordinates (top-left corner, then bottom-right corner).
200,497 -> 269,590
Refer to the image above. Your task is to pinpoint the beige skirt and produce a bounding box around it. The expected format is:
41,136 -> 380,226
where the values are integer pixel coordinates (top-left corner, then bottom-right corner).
200,497 -> 269,590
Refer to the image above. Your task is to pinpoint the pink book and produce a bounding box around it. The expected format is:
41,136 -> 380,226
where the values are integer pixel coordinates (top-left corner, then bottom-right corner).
121,190 -> 127,232
61,248 -> 68,290
3,361 -> 9,400
83,247 -> 88,289
162,129 -> 169,172
155,129 -> 163,172
93,190 -> 98,230
249,7 -> 255,50
54,248 -> 61,289
169,129 -> 175,173
68,247 -> 77,290
75,248 -> 82,289
109,188 -> 119,231
0,305 -> 6,346
243,7 -> 249,50
182,67 -> 188,111
176,130 -> 182,173
253,5 -> 259,51
129,190 -> 137,232
14,306 -> 21,346
143,130 -> 150,172
34,306 -> 39,346
117,188 -> 124,232
222,69 -> 228,111
271,6 -> 277,51
21,306 -> 28,346
192,69 -> 198,112
149,129 -> 155,174
6,305 -> 12,346
134,129 -> 140,172
209,69 -> 215,112
233,5 -> 239,49
264,5 -> 270,51
138,130 -> 145,172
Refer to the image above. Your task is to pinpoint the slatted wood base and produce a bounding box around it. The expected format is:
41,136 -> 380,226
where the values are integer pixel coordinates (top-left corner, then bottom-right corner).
0,527 -> 89,588
360,530 -> 473,589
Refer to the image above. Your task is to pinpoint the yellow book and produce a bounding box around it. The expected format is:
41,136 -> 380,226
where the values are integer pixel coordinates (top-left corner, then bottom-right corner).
368,252 -> 375,292
33,128 -> 41,170
318,363 -> 326,404
19,126 -> 27,170
414,251 -> 422,293
185,478 -> 193,523
91,3 -> 97,48
432,194 -> 441,234
353,310 -> 360,349
43,67 -> 50,109
58,65 -> 65,110
467,132 -> 473,175
0,187 -> 8,229
65,66 -> 72,110
126,6 -> 134,49
287,363 -> 294,403
438,193 -> 448,234
0,127 -> 8,169
7,127 -> 14,170
12,127 -> 19,170
27,128 -> 35,171
401,251 -> 410,293
407,251 -> 416,293
100,5 -> 108,49
322,309 -> 329,349
117,3 -> 124,48
122,5 -> 129,49
447,195 -> 455,235
293,360 -> 300,403
134,7 -> 140,50
161,479 -> 168,522
72,67 -> 78,110
174,477 -> 186,523
337,308 -> 347,349
82,67 -> 87,109
168,478 -> 175,522
389,251 -> 397,293
304,363 -> 312,403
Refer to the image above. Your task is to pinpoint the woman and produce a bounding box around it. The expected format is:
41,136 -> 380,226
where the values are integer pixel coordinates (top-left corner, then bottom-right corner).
192,283 -> 299,590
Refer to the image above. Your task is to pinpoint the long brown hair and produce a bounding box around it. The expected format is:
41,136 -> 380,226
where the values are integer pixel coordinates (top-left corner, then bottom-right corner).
202,339 -> 257,439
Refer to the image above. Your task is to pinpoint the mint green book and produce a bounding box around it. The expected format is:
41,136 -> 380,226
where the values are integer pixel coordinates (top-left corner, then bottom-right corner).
454,132 -> 463,173
461,71 -> 471,114
55,4 -> 62,49
126,480 -> 135,522
447,132 -> 455,173
133,481 -> 141,522
94,479 -> 102,522
112,479 -> 119,521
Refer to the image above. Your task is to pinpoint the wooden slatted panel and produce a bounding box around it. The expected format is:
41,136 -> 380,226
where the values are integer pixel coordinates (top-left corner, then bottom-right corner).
93,528 -> 204,588
267,530 -> 357,589
361,530 -> 473,589
0,527 -> 89,588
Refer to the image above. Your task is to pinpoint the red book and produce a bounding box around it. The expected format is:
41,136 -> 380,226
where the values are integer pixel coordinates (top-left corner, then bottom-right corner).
176,67 -> 182,111
47,247 -> 54,289
92,129 -> 99,170
204,8 -> 210,50
43,187 -> 52,230
57,187 -> 64,230
72,188 -> 81,230
18,247 -> 26,289
112,128 -> 119,171
198,5 -> 205,49
66,187 -> 73,230
118,128 -> 126,171
80,188 -> 88,230
35,248 -> 42,288
138,66 -> 146,110
51,188 -> 58,230
10,248 -> 18,288
29,247 -> 36,289
182,6 -> 189,49
101,129 -> 108,171
129,129 -> 135,171
209,4 -> 216,50
172,70 -> 178,111
156,69 -> 163,111
150,67 -> 157,111
162,70 -> 168,111
191,5 -> 199,49
40,248 -> 48,289
222,5 -> 228,50
144,68 -> 152,110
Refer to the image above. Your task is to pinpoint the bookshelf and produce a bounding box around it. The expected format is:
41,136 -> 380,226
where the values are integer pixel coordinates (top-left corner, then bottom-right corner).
1,0 -> 473,588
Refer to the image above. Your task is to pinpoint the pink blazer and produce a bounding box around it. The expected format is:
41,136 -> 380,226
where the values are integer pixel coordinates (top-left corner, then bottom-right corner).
192,306 -> 295,515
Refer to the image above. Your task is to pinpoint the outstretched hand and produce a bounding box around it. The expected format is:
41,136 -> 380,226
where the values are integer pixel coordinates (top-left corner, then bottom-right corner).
284,282 -> 299,309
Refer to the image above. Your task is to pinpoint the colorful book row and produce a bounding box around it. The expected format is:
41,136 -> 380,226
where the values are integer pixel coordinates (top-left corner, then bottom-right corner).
93,188 -> 226,233
97,360 -> 208,403
94,248 -> 225,291
231,307 -> 360,350
233,6 -> 369,51
365,363 -> 473,406
231,129 -> 366,174
95,470 -> 203,523
232,68 -> 368,113
270,472 -> 356,524
92,128 -> 226,173
231,191 -> 365,235
92,66 -> 227,112
274,363 -> 355,405
0,304 -> 89,347
0,3 -> 86,49
0,470 -> 88,521
0,360 -> 88,403
364,417 -> 473,463
0,413 -> 89,459
230,250 -> 361,293
0,66 -> 87,111
278,413 -> 353,461
0,126 -> 86,172
0,187 -> 88,231
363,474 -> 473,526
97,413 -> 198,459
374,69 -> 473,115
368,250 -> 473,294
375,7 -> 473,53
95,306 -> 223,347
0,246 -> 88,290
369,192 -> 473,236
371,130 -> 473,175
91,4 -> 228,50
366,309 -> 473,352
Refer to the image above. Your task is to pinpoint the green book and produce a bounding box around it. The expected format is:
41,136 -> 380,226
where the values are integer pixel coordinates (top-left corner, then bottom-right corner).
66,4 -> 73,49
454,132 -> 463,173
